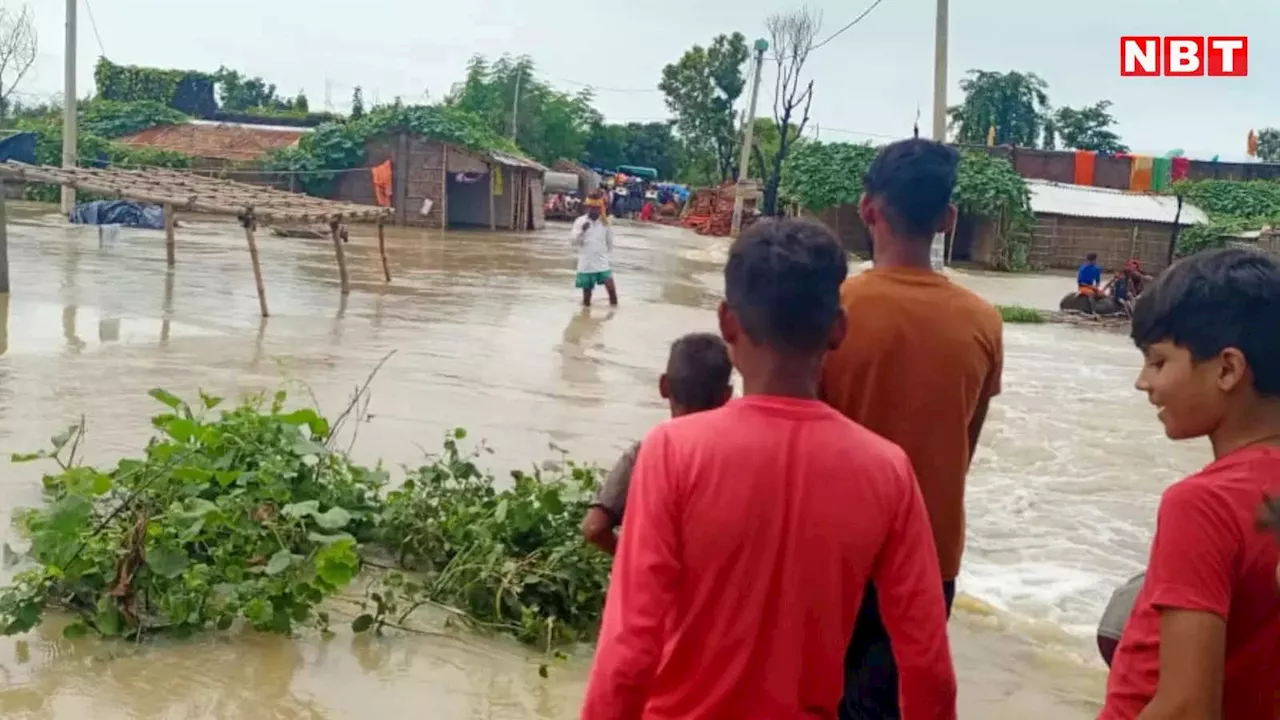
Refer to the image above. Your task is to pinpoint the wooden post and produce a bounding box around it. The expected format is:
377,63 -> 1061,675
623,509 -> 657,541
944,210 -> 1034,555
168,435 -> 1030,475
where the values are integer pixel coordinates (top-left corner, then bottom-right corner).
163,202 -> 176,268
242,217 -> 269,317
489,163 -> 496,231
377,217 -> 391,282
0,178 -> 8,294
441,155 -> 449,231
330,219 -> 350,295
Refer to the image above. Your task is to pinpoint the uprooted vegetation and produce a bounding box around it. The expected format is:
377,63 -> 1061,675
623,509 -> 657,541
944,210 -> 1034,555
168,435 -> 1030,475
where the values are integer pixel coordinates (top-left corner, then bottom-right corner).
0,378 -> 610,652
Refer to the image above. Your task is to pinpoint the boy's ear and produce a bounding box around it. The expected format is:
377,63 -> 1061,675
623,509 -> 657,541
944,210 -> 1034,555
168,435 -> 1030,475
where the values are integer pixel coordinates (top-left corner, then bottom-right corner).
659,373 -> 671,400
1217,347 -> 1250,393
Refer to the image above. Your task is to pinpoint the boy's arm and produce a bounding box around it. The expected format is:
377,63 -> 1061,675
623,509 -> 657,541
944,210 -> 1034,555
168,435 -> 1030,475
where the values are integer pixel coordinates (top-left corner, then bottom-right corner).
581,432 -> 681,720
605,226 -> 615,252
1135,481 -> 1234,720
581,443 -> 640,555
871,457 -> 958,720
967,315 -> 1003,465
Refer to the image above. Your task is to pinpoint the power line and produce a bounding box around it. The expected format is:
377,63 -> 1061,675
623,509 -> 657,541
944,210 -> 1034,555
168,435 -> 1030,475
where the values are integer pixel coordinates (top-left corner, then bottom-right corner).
768,0 -> 890,61
82,0 -> 106,58
546,75 -> 661,93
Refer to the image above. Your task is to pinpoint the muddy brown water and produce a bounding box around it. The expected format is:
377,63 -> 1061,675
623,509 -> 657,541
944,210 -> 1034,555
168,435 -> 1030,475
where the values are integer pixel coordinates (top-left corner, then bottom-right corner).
0,206 -> 1211,718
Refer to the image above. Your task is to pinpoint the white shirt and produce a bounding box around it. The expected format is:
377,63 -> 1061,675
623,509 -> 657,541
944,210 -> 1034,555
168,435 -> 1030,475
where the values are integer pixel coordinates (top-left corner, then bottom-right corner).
572,215 -> 614,273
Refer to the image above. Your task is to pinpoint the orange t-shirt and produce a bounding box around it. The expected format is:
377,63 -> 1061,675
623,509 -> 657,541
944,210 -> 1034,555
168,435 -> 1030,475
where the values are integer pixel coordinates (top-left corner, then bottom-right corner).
820,267 -> 1003,580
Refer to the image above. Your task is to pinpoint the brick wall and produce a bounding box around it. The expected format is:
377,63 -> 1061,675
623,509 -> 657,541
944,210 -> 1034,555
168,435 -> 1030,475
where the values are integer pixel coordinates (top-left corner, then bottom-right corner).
1028,215 -> 1176,272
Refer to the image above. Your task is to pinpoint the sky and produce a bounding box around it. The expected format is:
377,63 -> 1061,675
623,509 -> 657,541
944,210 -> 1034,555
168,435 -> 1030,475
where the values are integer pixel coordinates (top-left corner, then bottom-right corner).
12,0 -> 1275,162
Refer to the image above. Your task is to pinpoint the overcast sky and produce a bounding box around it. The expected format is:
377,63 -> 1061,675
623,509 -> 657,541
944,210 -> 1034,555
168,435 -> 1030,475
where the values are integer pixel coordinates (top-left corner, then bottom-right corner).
14,0 -> 1272,161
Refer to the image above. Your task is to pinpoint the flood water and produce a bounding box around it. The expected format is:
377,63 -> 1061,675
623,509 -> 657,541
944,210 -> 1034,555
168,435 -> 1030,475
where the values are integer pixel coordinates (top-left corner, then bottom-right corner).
0,206 -> 1211,718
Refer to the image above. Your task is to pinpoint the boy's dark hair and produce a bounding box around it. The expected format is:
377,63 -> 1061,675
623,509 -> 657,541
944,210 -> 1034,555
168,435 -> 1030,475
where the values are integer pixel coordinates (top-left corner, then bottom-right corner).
724,218 -> 848,353
665,332 -> 732,410
1131,247 -> 1280,396
862,138 -> 959,239
1086,252 -> 1099,262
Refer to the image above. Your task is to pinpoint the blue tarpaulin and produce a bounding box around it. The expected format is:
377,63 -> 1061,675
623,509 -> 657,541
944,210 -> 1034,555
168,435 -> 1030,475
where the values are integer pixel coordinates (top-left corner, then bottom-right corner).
0,132 -> 36,164
68,200 -> 166,230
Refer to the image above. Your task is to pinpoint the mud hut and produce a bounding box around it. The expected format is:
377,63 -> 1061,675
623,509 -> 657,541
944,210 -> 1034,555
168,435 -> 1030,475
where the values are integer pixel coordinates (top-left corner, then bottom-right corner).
118,120 -> 310,169
333,132 -> 547,231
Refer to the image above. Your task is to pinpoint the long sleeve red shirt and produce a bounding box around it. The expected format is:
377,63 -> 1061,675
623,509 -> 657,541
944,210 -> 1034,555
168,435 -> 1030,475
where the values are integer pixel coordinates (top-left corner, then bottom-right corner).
581,396 -> 957,720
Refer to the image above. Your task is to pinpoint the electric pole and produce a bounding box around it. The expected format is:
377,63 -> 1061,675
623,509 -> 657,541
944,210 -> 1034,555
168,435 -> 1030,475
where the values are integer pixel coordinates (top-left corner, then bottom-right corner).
509,66 -> 523,143
60,0 -> 77,215
930,0 -> 949,269
731,38 -> 769,238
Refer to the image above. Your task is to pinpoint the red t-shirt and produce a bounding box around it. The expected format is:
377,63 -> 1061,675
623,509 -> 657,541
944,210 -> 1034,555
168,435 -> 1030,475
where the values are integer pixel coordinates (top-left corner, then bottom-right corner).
1100,445 -> 1280,719
580,396 -> 957,720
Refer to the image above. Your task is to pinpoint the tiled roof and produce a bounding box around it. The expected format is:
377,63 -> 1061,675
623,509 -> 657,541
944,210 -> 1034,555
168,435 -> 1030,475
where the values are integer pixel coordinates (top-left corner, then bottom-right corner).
1027,179 -> 1209,225
119,121 -> 310,162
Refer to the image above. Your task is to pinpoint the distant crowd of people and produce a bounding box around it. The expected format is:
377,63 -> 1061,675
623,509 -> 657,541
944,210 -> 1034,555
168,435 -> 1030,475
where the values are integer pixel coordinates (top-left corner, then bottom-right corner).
569,138 -> 1280,719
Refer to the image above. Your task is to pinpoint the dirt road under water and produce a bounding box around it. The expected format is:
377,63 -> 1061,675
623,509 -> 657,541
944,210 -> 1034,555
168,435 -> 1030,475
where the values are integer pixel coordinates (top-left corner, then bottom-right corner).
0,207 -> 1212,718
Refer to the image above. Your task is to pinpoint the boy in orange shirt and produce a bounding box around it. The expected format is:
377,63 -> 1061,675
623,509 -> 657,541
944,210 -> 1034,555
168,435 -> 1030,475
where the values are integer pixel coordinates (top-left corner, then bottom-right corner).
1100,247 -> 1280,720
820,138 -> 1002,719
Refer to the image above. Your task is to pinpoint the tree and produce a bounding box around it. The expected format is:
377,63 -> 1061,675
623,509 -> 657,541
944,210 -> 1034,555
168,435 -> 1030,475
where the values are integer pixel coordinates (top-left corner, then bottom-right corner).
583,121 -> 681,179
350,86 -> 365,119
1052,100 -> 1128,154
659,33 -> 750,184
948,70 -> 1050,148
0,5 -> 37,122
1257,128 -> 1280,164
446,55 -> 600,166
748,117 -> 801,179
762,8 -> 819,215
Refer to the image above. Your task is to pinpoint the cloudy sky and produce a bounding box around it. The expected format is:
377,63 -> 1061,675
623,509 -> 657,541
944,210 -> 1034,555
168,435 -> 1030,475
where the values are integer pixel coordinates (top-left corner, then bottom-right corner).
14,0 -> 1273,161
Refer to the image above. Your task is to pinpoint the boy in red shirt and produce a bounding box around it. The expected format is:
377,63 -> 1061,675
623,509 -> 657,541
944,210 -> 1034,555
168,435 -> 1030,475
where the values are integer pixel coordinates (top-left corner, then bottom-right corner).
581,219 -> 956,720
1101,247 -> 1280,720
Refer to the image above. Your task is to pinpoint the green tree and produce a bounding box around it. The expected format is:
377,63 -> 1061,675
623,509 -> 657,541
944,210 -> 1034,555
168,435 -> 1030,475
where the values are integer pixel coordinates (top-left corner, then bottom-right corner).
747,117 -> 801,180
948,70 -> 1050,147
1257,128 -> 1280,163
1052,100 -> 1128,154
445,55 -> 600,166
659,32 -> 750,183
351,86 -> 365,119
214,66 -> 286,112
583,121 -> 681,179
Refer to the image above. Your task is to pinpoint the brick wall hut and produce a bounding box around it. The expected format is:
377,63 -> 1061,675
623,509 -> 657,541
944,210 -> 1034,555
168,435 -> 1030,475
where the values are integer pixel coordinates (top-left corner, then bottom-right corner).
964,179 -> 1209,273
332,132 -> 547,231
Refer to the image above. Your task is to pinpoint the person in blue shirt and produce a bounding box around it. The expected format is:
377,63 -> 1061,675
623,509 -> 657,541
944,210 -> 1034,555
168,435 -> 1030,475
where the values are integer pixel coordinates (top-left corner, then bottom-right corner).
1077,252 -> 1103,296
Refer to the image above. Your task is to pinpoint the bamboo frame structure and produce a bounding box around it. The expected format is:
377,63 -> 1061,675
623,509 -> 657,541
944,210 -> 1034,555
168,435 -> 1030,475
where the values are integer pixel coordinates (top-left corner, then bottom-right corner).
0,161 -> 396,317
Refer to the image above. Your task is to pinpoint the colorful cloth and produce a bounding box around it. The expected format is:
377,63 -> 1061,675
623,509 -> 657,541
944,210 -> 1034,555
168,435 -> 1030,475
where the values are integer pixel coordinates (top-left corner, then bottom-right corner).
1151,156 -> 1172,191
1074,150 -> 1096,186
1129,156 -> 1154,192
1171,156 -> 1191,182
370,160 -> 393,208
574,270 -> 613,288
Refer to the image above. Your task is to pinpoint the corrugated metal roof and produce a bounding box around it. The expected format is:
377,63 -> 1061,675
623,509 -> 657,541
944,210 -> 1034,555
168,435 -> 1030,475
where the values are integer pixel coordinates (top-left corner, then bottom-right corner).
1027,179 -> 1209,225
488,150 -> 547,173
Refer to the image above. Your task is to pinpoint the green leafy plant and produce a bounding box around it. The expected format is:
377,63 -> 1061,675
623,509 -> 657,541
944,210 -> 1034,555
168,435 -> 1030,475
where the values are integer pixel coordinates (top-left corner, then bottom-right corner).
1168,179 -> 1280,256
265,104 -> 526,196
80,100 -> 189,139
996,304 -> 1044,323
358,429 -> 610,649
0,389 -> 380,639
94,58 -> 218,118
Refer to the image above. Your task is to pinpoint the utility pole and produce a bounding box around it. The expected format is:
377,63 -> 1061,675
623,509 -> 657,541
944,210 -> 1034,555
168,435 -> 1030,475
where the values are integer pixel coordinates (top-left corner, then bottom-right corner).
730,38 -> 769,238
60,0 -> 77,215
929,0 -> 949,270
509,67 -> 522,143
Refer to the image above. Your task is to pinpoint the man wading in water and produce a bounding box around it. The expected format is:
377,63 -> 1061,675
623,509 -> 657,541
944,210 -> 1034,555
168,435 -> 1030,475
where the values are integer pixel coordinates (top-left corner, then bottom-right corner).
581,218 -> 956,719
819,139 -> 1003,719
572,203 -> 618,307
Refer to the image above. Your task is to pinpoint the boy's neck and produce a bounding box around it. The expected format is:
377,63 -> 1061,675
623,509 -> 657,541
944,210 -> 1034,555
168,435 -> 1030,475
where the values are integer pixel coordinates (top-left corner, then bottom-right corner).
1209,400 -> 1280,458
740,354 -> 823,400
872,234 -> 934,270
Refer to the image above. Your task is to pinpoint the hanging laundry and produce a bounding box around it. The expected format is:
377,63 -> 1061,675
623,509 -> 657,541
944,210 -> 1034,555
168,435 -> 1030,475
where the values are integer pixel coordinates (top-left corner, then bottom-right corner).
1074,150 -> 1096,186
1129,155 -> 1154,192
492,165 -> 504,196
370,160 -> 393,208
1248,130 -> 1259,157
1171,156 -> 1191,182
986,126 -> 996,146
1151,156 -> 1172,191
